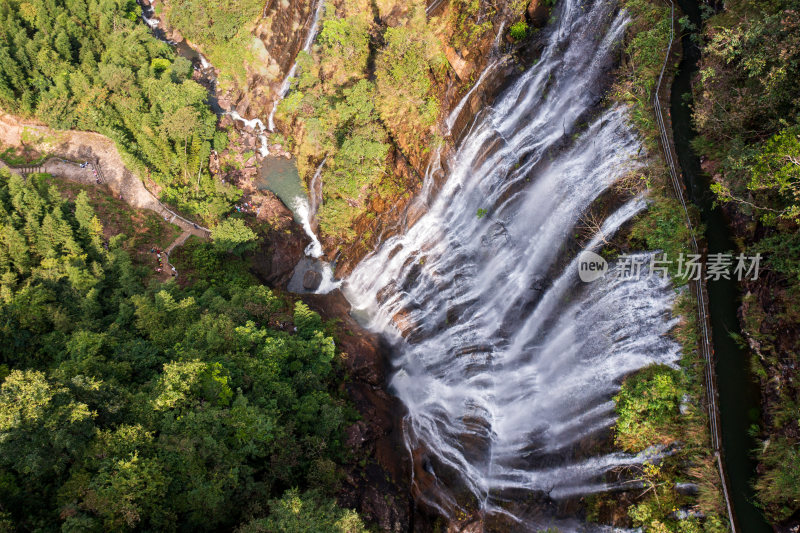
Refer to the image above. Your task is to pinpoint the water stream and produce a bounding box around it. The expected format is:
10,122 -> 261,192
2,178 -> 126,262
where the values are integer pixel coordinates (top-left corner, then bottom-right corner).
267,0 -> 326,131
344,0 -> 684,528
139,2 -> 335,292
669,0 -> 769,530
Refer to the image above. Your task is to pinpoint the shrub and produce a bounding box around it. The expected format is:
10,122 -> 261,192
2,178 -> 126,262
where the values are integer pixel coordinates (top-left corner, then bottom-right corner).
509,21 -> 529,41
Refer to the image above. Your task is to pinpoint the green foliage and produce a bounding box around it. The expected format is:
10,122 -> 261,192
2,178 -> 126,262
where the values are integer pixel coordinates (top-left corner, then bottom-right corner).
0,0 -> 233,223
276,6 -> 446,239
163,0 -> 263,86
212,217 -> 258,255
0,172 -> 357,530
509,21 -> 529,41
694,3 -> 800,223
237,489 -> 367,533
375,12 -> 445,137
614,0 -> 672,148
476,208 -> 488,219
276,16 -> 389,238
165,0 -> 263,44
450,0 -> 496,49
753,231 -> 800,280
629,197 -> 696,284
614,365 -> 684,451
318,16 -> 371,86
754,437 -> 800,522
692,2 -> 800,520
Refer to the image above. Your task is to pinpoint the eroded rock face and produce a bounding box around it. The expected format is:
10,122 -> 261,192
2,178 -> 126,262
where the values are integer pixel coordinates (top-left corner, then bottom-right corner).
248,190 -> 308,286
528,0 -> 551,27
301,291 -> 413,531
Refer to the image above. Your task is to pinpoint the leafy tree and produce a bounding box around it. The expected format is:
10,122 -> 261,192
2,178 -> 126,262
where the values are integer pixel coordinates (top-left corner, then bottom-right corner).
509,21 -> 529,41
0,0 -> 232,223
375,10 -> 446,137
236,489 -> 367,533
613,366 -> 683,451
212,218 -> 257,255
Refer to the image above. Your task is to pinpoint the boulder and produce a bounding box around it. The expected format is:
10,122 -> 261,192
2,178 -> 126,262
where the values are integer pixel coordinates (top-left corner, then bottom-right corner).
528,0 -> 550,27
674,482 -> 700,496
302,269 -> 322,291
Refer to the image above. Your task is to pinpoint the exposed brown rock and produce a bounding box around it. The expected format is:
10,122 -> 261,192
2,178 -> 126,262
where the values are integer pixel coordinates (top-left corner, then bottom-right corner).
528,0 -> 550,27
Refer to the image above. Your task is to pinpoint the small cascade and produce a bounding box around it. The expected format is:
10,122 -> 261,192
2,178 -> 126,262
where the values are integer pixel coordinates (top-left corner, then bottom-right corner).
493,20 -> 507,50
444,58 -> 502,136
292,196 -> 324,258
227,110 -> 270,157
267,0 -> 326,131
141,3 -> 159,28
286,198 -> 341,294
285,157 -> 340,294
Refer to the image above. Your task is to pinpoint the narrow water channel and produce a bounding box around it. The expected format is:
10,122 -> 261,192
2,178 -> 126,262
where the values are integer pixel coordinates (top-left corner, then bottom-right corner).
669,1 -> 770,531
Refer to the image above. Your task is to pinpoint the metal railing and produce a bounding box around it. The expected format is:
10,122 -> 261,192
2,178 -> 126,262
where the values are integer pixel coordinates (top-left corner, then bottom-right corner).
3,155 -> 211,237
651,2 -> 737,531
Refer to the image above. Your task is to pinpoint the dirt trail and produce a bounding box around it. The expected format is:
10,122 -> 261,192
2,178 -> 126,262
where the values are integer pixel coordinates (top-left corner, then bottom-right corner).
0,113 -> 210,242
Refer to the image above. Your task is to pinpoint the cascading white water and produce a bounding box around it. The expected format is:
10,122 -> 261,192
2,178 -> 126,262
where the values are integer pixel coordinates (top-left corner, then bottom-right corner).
288,157 -> 341,294
344,0 -> 681,528
267,0 -> 326,131
292,196 -> 324,258
308,157 -> 326,218
227,110 -> 270,156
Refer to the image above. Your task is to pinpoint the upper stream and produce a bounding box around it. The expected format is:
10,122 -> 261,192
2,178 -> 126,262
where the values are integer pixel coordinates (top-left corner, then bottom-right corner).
344,0 -> 683,528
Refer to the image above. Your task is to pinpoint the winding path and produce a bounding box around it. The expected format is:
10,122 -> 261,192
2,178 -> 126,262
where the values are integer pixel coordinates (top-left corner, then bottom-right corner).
0,113 -> 211,260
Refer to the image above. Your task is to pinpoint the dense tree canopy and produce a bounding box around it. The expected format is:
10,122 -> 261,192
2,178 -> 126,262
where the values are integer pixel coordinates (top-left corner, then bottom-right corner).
0,169 -> 358,530
275,2 -> 445,238
0,0 -> 236,222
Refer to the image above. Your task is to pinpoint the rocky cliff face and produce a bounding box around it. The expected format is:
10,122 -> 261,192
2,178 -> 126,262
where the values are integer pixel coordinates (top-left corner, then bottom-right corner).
148,0 -> 315,119
224,0 -> 315,117
299,0 -> 550,276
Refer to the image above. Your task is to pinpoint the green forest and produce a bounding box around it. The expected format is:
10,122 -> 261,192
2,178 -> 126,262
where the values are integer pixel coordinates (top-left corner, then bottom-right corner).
692,0 -> 800,522
0,169 -> 365,531
0,0 -> 237,223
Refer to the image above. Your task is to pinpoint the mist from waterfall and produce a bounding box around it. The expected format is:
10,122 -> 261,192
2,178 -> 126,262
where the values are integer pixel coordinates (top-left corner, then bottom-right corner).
343,0 -> 681,528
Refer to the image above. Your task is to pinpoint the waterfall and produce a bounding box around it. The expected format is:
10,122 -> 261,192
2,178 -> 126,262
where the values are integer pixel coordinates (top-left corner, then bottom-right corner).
292,196 -> 324,258
289,195 -> 342,294
309,157 -> 326,218
343,0 -> 681,527
290,156 -> 341,293
267,0 -> 326,131
493,20 -> 506,50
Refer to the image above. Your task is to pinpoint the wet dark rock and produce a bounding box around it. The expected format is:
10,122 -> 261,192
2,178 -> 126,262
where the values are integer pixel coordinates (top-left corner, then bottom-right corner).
248,191 -> 306,286
674,482 -> 700,496
345,420 -> 370,451
301,291 -> 412,532
302,269 -> 322,290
